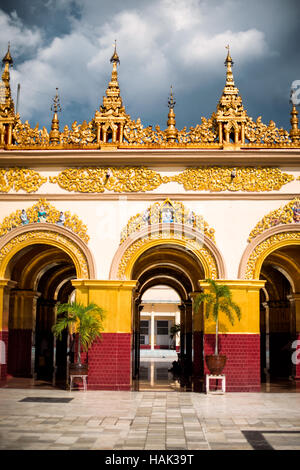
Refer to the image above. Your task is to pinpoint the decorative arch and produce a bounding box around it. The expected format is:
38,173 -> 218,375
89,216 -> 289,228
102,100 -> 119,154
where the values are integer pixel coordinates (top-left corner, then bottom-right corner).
110,223 -> 226,280
239,224 -> 300,280
0,224 -> 96,280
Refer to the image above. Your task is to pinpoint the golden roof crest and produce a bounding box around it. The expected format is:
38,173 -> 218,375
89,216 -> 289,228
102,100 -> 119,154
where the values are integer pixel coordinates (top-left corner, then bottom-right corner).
0,44 -> 299,150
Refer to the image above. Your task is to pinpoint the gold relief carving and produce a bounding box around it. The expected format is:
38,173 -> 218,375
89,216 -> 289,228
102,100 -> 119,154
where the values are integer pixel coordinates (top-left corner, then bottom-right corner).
50,167 -> 164,193
60,120 -> 97,145
0,231 -> 89,279
0,168 -> 46,193
245,232 -> 300,280
50,167 -> 294,194
248,198 -> 300,242
120,198 -> 215,244
117,233 -> 218,280
171,167 -> 293,192
0,198 -> 89,243
244,116 -> 291,144
13,116 -> 50,146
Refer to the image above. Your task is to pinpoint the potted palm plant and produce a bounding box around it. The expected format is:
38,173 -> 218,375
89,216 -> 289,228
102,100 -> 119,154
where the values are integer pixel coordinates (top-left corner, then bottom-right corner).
52,301 -> 105,375
194,279 -> 241,375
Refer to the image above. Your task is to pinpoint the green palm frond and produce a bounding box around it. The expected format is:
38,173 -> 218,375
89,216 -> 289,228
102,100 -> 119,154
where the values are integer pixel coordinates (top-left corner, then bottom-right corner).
193,279 -> 242,354
52,301 -> 105,358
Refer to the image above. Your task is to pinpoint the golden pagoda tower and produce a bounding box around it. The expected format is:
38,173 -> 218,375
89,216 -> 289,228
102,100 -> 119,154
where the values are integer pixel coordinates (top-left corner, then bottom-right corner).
215,45 -> 247,147
94,41 -> 129,144
0,43 -> 15,146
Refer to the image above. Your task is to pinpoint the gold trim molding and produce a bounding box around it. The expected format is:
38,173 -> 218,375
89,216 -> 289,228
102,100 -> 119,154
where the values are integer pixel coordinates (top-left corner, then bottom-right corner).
0,198 -> 89,243
244,231 -> 300,280
0,229 -> 90,279
49,166 -> 294,193
116,233 -> 218,281
0,168 -> 46,193
248,198 -> 300,241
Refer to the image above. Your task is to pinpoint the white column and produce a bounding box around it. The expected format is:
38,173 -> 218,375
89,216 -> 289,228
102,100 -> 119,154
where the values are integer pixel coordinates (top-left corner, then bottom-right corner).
150,307 -> 155,351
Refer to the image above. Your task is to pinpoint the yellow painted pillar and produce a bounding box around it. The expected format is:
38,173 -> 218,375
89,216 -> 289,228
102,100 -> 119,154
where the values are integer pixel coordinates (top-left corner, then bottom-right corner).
198,280 -> 265,392
71,280 -> 137,390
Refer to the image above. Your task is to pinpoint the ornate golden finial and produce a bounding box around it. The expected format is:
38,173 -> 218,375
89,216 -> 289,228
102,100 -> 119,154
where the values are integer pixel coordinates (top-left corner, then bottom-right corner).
290,87 -> 300,143
51,87 -> 61,114
166,85 -> 178,143
49,88 -> 61,144
110,40 -> 120,65
2,42 -> 13,67
168,85 -> 176,109
224,44 -> 235,87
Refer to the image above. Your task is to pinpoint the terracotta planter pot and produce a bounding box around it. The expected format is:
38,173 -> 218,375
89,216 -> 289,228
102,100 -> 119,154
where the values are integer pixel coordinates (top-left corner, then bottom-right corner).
69,363 -> 88,375
205,354 -> 226,375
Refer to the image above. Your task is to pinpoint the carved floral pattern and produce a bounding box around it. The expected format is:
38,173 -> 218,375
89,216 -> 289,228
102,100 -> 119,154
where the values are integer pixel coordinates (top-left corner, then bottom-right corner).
173,167 -> 294,192
0,168 -> 46,193
50,167 -> 164,193
49,166 -> 294,193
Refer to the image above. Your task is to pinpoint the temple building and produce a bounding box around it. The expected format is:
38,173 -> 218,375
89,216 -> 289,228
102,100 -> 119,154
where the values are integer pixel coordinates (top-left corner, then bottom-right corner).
0,42 -> 299,392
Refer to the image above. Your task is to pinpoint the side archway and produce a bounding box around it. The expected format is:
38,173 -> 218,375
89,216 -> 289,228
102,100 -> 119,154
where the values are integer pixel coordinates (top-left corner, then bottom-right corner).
239,224 -> 300,281
0,223 -> 96,280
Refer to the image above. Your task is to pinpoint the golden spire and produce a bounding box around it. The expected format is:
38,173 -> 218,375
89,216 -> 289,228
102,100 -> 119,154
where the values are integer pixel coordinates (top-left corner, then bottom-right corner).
290,89 -> 300,143
100,41 -> 124,114
165,86 -> 178,143
0,43 -> 15,118
214,46 -> 247,146
49,88 -> 61,144
110,39 -> 120,65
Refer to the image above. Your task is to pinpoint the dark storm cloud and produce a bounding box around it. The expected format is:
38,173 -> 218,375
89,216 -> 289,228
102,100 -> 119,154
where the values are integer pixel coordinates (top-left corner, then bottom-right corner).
0,0 -> 299,132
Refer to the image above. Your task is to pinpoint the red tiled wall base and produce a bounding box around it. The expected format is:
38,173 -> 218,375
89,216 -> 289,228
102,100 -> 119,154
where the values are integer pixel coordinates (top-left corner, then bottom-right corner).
7,329 -> 32,377
204,334 -> 261,392
81,333 -> 131,390
0,330 -> 8,383
193,331 -> 204,377
294,333 -> 300,380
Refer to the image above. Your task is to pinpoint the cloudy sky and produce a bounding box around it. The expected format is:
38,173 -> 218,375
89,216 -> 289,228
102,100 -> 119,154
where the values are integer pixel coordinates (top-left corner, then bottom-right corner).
0,0 -> 299,132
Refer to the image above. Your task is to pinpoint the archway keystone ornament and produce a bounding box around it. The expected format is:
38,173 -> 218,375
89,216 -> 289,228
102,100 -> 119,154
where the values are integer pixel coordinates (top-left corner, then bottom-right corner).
0,198 -> 89,243
120,198 -> 215,244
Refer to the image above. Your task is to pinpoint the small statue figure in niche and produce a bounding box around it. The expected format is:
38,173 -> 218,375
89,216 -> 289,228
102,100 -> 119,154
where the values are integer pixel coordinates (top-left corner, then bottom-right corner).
187,210 -> 195,226
292,201 -> 300,223
56,211 -> 65,226
142,208 -> 151,225
20,209 -> 29,225
37,205 -> 47,223
162,207 -> 174,223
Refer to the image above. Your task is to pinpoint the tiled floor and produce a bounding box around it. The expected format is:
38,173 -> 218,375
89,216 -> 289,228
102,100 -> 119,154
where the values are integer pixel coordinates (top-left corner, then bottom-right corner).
1,386 -> 300,450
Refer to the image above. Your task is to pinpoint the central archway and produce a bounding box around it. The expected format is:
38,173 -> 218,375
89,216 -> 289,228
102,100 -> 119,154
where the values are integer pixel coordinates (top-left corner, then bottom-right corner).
110,222 -> 225,391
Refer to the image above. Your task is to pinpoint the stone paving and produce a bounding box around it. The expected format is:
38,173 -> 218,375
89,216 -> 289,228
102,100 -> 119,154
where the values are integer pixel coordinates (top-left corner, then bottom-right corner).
0,388 -> 300,450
